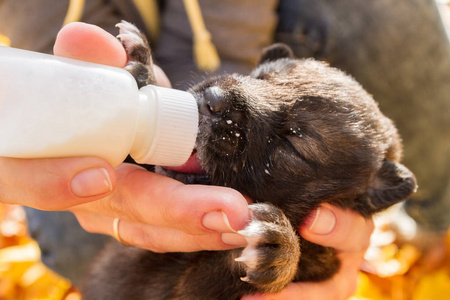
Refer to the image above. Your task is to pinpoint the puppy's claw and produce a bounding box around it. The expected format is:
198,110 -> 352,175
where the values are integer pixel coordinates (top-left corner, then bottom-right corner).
115,21 -> 156,86
115,20 -> 140,34
233,203 -> 300,293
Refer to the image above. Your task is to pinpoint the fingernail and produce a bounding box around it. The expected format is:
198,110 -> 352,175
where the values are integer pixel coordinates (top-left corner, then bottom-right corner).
221,233 -> 248,247
202,211 -> 236,233
71,168 -> 112,197
304,206 -> 336,235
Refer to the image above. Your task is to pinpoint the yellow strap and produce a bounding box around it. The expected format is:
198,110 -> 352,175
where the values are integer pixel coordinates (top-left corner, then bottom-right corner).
182,0 -> 220,72
0,34 -> 11,47
132,0 -> 160,41
63,0 -> 86,26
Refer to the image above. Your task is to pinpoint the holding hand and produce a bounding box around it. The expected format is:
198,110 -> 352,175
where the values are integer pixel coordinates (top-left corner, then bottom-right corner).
0,22 -> 249,253
243,204 -> 374,300
55,23 -> 250,253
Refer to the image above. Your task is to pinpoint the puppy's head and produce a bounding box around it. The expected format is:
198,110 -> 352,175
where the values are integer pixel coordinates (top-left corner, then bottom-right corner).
162,44 -> 417,218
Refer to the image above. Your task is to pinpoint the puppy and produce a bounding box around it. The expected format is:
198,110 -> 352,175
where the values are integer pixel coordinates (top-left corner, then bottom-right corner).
81,21 -> 417,300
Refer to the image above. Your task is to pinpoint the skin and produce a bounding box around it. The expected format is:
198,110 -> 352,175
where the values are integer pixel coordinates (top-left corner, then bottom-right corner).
0,22 -> 374,299
243,204 -> 374,300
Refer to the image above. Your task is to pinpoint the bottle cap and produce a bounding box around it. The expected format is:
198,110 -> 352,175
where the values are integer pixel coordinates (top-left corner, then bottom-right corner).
133,85 -> 198,166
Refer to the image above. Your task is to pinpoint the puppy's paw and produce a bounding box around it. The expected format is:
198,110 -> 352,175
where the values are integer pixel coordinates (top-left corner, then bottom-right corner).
116,20 -> 150,64
235,203 -> 300,293
116,20 -> 156,87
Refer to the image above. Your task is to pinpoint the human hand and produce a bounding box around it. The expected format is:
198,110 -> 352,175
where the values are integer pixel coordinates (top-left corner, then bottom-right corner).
0,23 -> 165,211
0,156 -> 117,210
242,204 -> 374,300
0,22 -> 249,253
55,22 -> 250,252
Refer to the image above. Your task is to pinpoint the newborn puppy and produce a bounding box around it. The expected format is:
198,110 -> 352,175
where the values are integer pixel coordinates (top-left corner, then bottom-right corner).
81,21 -> 417,300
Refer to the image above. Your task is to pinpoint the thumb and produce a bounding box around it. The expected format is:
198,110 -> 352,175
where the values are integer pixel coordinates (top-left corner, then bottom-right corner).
54,22 -> 127,67
299,204 -> 374,253
0,157 -> 116,210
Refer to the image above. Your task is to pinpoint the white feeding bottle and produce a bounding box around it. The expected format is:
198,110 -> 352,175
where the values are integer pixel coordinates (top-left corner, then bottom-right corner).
0,46 -> 198,167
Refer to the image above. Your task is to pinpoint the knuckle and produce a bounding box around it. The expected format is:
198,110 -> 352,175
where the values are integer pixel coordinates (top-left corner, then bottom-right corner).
106,195 -> 125,213
169,203 -> 190,222
106,193 -> 140,222
81,224 -> 97,234
34,177 -> 76,210
168,202 -> 197,230
144,242 -> 166,253
132,229 -> 167,253
75,216 -> 97,233
220,188 -> 246,207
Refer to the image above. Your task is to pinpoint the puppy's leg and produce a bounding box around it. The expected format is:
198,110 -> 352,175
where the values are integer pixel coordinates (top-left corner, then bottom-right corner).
236,203 -> 300,293
116,21 -> 157,87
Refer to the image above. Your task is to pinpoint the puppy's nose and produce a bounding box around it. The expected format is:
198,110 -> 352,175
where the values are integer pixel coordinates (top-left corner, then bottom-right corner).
199,86 -> 227,115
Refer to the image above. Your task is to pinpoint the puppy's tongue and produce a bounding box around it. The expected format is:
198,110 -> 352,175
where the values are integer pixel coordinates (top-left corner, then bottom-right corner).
164,153 -> 205,174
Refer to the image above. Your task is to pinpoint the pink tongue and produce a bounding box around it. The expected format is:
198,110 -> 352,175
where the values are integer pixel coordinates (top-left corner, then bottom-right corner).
164,153 -> 205,174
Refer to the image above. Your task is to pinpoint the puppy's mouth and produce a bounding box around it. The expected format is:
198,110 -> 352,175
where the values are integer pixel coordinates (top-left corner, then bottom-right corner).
157,151 -> 211,184
164,150 -> 205,174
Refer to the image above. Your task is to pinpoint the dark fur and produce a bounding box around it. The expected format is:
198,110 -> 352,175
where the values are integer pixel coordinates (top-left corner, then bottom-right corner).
81,22 -> 417,300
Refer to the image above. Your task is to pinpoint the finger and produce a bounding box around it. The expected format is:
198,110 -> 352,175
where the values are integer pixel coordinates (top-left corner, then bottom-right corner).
55,22 -> 172,90
53,22 -> 127,67
73,210 -> 247,252
115,220 -> 248,252
121,223 -> 245,252
153,64 -> 172,88
0,157 -> 115,210
77,163 -> 250,236
299,204 -> 374,253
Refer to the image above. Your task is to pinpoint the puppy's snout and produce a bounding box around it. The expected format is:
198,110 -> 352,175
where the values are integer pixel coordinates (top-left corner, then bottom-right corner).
199,86 -> 229,116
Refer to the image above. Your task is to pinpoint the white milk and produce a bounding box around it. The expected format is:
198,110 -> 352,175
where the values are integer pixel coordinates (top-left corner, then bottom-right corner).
0,46 -> 198,167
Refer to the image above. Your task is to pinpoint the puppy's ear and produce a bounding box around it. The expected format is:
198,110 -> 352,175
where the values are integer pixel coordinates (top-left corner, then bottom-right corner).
365,159 -> 417,214
258,43 -> 295,65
